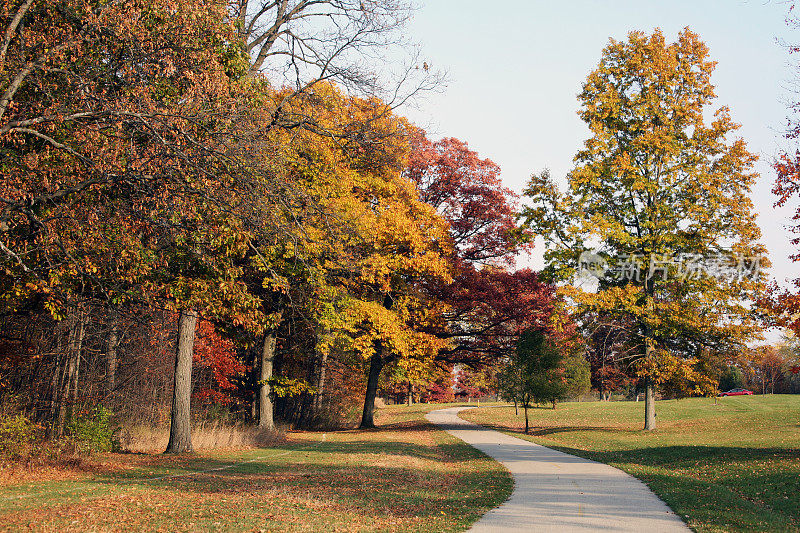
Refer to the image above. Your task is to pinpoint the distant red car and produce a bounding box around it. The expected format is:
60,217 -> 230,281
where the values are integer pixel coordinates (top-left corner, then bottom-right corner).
718,388 -> 754,396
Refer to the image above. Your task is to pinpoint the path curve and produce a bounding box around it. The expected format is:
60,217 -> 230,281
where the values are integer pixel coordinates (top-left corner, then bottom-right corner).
426,407 -> 689,532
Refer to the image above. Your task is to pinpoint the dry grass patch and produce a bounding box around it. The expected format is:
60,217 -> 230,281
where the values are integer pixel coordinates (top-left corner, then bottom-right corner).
117,421 -> 282,453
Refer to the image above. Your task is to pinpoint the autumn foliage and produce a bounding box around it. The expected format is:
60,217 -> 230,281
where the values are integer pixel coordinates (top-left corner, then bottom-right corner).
523,28 -> 768,429
0,0 -> 566,447
768,17 -> 800,335
3,1 -> 790,462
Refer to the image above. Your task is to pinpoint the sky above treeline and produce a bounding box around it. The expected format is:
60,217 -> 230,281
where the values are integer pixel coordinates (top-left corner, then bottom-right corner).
400,0 -> 797,289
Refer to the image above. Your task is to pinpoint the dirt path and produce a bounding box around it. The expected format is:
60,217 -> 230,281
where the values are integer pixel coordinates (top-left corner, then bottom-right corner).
426,406 -> 689,532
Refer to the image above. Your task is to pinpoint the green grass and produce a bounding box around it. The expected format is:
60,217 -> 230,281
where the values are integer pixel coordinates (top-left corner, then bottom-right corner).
461,395 -> 800,533
0,403 -> 512,532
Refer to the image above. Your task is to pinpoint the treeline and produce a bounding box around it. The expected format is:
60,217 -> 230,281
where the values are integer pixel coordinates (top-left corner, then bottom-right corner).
0,0 -> 568,451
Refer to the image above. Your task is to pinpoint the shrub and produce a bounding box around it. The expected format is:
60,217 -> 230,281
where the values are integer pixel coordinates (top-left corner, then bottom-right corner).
66,406 -> 118,453
0,414 -> 40,458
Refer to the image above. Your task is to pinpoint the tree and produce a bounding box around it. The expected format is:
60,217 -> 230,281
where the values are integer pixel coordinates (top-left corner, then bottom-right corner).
406,129 -> 527,266
585,315 -> 637,400
230,0 -> 440,170
233,0 -> 419,89
561,351 -> 592,402
406,129 -> 556,366
0,0 -> 267,443
499,329 -> 587,433
420,363 -> 457,403
523,28 -> 767,430
250,86 -> 452,430
776,334 -> 800,393
767,5 -> 800,340
222,0 -> 442,429
0,0 -> 245,288
454,365 -> 496,401
748,346 -> 786,394
404,130 -> 570,424
718,365 -> 745,392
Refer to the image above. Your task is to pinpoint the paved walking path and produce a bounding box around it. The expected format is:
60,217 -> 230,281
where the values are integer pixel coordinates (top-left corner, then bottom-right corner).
426,407 -> 689,532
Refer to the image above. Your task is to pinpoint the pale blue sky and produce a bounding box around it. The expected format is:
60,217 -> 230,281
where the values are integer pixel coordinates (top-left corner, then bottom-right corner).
401,0 -> 797,289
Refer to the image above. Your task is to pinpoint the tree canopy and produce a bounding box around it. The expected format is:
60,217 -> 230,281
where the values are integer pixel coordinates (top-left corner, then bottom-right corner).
0,0 -> 564,445
522,28 -> 767,429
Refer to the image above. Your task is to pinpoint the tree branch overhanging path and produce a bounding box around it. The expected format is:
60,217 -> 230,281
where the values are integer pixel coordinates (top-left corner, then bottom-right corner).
426,407 -> 689,532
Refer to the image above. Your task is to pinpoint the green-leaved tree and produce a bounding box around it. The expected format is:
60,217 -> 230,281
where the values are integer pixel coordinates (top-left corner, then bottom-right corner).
499,329 -> 589,433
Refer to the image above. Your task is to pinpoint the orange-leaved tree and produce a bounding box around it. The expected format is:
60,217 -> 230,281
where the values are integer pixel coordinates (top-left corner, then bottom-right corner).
0,0 -> 263,445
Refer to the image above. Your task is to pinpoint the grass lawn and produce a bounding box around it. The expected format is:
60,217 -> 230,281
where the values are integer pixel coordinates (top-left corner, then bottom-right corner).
0,403 -> 511,532
461,395 -> 800,533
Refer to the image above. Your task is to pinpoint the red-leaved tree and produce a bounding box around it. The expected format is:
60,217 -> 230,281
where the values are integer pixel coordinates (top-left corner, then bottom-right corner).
769,4 -> 800,335
407,128 -> 565,366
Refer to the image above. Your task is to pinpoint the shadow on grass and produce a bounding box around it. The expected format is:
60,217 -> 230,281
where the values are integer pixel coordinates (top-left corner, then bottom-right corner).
533,443 -> 800,530
476,420 -> 612,437
526,426 -> 610,437
607,465 -> 800,532
96,460 -> 502,514
1,416 -> 512,529
98,434 -> 481,487
538,443 -> 800,469
75,431 -> 510,521
337,419 -> 436,433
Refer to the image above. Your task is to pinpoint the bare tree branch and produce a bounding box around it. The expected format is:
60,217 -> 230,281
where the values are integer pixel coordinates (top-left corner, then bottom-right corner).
0,0 -> 33,72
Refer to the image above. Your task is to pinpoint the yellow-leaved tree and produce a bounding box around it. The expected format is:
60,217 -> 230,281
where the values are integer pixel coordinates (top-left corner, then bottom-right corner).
233,81 -> 451,429
522,28 -> 768,430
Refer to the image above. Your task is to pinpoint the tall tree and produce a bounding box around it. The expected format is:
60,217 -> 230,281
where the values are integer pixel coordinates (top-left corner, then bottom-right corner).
0,0 -> 264,439
766,4 -> 800,339
523,28 -> 767,430
228,83 -> 451,429
407,129 -> 556,366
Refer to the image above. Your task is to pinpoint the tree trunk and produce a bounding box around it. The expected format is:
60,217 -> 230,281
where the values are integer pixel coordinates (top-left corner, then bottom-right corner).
165,309 -> 197,453
360,295 -> 393,429
49,351 -> 64,436
312,327 -> 328,414
67,309 -> 86,404
406,381 -> 412,406
524,404 -> 529,434
249,341 -> 258,422
106,318 -> 120,396
600,366 -> 605,401
258,329 -> 277,431
644,376 -> 656,430
360,342 -> 384,429
49,318 -> 70,436
56,306 -> 87,435
642,293 -> 657,431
